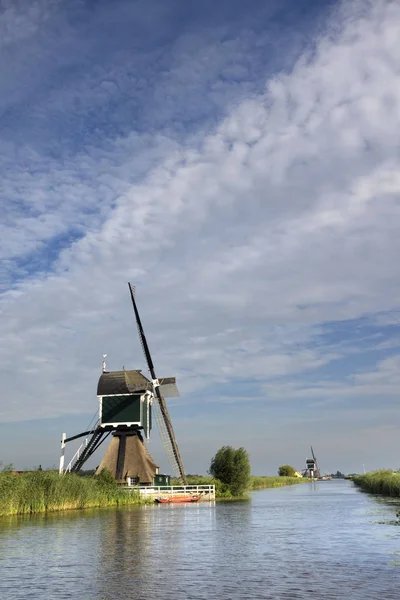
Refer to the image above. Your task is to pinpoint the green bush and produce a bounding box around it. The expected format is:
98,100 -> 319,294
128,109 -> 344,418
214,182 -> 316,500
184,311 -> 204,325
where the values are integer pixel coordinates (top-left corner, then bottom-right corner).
209,446 -> 251,496
278,464 -> 297,477
96,468 -> 117,487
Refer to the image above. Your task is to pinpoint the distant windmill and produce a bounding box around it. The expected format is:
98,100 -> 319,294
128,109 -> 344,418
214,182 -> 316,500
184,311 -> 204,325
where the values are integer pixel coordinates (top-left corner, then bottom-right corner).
303,446 -> 321,480
59,284 -> 186,485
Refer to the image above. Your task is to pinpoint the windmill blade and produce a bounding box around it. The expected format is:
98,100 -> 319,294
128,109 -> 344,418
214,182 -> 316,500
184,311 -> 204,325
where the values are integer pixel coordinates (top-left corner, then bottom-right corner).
159,377 -> 180,398
128,283 -> 156,379
311,446 -> 316,461
152,387 -> 186,481
128,283 -> 187,483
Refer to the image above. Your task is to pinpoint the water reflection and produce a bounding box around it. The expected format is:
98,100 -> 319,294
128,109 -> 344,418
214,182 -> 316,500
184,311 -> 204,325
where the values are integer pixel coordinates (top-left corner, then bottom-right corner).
1,483 -> 400,599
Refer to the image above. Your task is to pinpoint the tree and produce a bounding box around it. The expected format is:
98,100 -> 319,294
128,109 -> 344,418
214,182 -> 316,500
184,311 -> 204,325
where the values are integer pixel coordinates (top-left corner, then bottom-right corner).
278,464 -> 297,477
209,446 -> 251,496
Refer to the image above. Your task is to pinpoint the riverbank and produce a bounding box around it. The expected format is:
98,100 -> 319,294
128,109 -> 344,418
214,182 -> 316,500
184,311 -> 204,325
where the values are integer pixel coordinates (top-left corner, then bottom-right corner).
0,470 -> 146,516
251,476 -> 308,489
1,471 -> 310,517
352,470 -> 400,497
172,474 -> 308,499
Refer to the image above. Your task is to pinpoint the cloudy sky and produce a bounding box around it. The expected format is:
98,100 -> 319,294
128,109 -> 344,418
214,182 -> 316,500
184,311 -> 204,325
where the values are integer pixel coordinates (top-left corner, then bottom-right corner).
1,0 -> 400,475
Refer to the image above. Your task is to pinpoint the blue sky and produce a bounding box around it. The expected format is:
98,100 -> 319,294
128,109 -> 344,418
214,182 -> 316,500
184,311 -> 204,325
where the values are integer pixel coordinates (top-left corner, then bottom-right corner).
1,0 -> 400,475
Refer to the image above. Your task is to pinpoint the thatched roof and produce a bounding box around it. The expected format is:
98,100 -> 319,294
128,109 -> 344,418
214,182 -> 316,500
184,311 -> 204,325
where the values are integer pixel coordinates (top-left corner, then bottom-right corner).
97,370 -> 151,396
95,432 -> 159,483
97,370 -> 180,397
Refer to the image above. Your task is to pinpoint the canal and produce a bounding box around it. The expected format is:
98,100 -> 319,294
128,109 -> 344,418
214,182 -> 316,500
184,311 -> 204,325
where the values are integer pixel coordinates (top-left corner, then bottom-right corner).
0,480 -> 399,599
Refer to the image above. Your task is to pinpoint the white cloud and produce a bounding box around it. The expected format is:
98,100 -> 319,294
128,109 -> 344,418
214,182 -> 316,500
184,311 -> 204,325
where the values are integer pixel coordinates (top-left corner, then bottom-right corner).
257,354 -> 400,410
0,0 -> 60,48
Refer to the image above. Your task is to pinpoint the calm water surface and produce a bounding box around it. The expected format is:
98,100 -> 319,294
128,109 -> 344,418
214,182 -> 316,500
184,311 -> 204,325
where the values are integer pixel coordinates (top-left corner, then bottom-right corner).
1,480 -> 400,599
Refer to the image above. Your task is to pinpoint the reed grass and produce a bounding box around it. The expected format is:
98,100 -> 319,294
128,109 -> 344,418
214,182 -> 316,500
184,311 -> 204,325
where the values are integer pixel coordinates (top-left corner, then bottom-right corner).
250,475 -> 308,489
352,470 -> 400,497
0,470 -> 146,517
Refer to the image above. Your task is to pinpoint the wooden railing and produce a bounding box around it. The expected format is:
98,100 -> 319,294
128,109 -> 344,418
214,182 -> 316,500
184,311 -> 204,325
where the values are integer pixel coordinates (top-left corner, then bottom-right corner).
120,484 -> 216,500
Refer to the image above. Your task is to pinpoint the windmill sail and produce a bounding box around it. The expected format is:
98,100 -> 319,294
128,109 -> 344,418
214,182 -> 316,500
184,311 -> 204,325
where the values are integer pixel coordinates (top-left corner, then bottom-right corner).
128,283 -> 187,484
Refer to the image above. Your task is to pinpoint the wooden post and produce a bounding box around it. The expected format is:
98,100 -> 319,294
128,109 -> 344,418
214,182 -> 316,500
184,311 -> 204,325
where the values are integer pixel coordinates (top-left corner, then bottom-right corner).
59,433 -> 66,474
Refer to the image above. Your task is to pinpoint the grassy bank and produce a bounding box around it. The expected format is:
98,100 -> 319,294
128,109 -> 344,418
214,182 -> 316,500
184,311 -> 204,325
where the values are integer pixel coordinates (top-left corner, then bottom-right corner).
172,474 -> 307,498
353,470 -> 400,497
0,470 -> 145,517
251,476 -> 308,489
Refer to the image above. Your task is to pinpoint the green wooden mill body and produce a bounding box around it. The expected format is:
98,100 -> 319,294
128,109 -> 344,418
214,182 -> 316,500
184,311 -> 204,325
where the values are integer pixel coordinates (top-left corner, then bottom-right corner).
97,370 -> 153,440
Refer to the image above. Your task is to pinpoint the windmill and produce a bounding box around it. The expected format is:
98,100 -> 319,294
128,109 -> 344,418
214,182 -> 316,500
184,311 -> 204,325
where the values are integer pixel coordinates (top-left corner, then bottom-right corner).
59,284 -> 186,485
303,446 -> 321,480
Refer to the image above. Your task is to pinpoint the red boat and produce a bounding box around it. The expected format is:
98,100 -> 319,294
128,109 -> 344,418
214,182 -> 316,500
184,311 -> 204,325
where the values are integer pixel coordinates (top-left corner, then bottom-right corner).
155,495 -> 201,504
